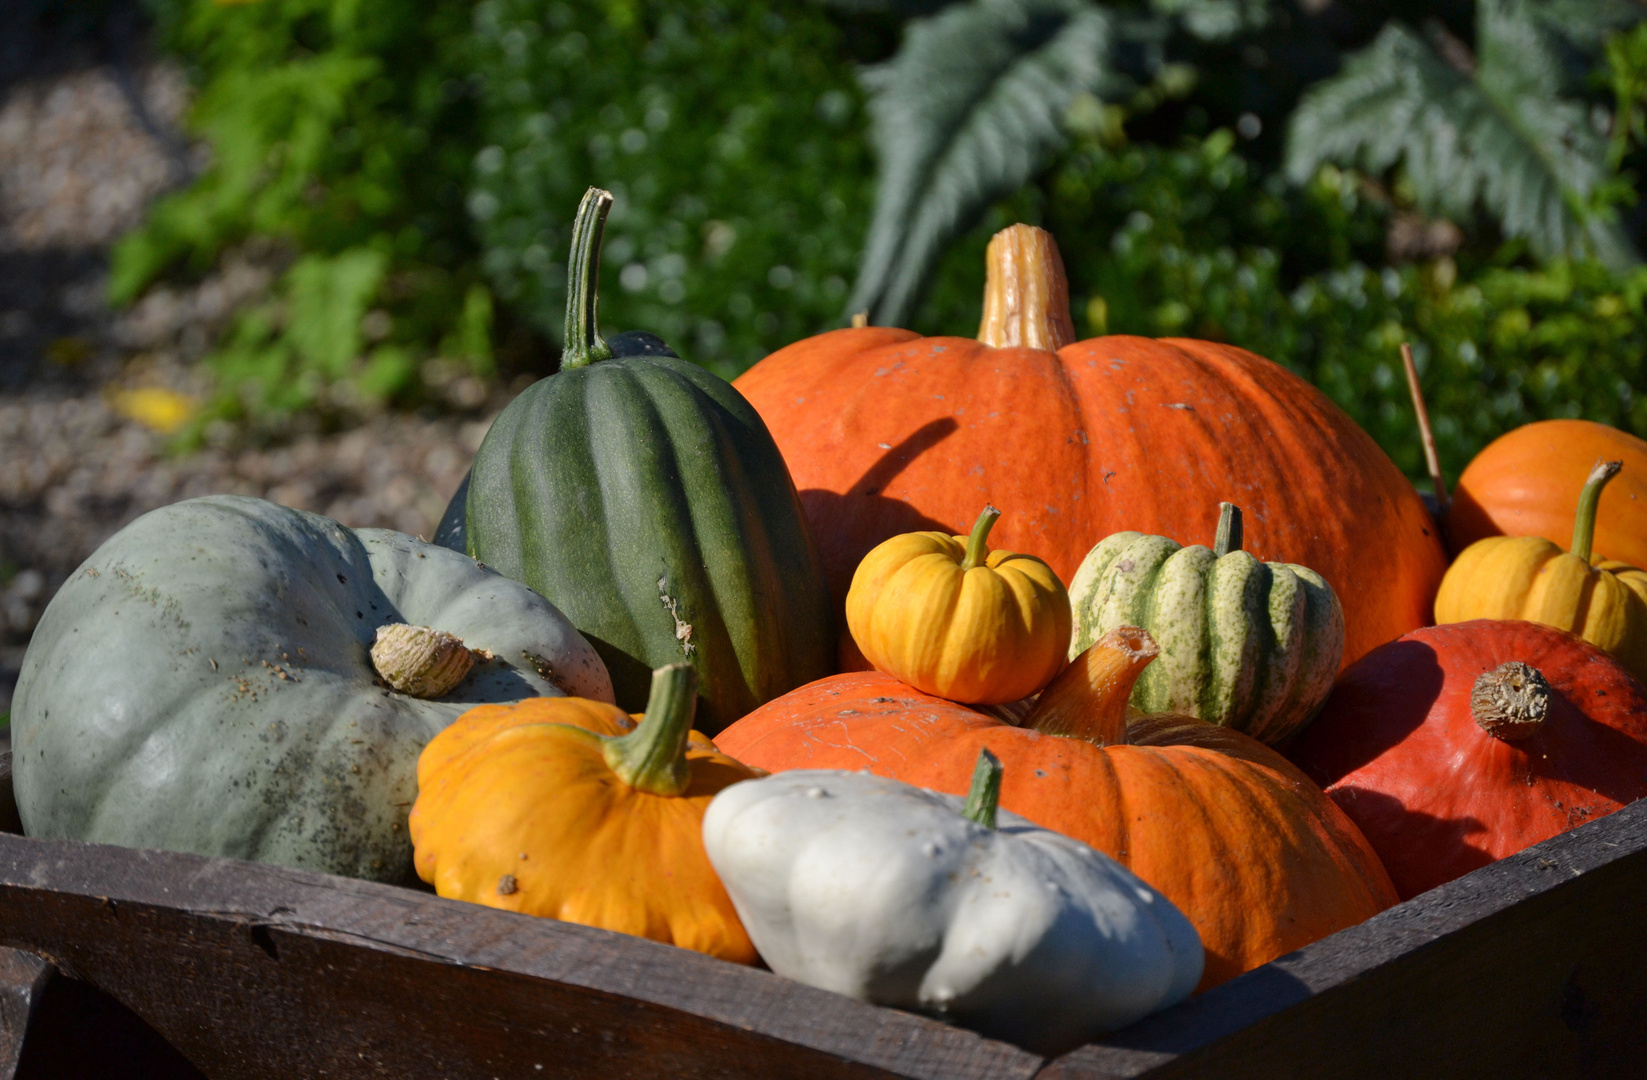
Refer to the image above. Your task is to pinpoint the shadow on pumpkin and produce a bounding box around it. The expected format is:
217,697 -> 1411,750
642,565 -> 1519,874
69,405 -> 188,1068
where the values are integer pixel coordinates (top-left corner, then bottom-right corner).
799,416 -> 960,603
1325,786 -> 1493,901
798,417 -> 959,674
1290,640 -> 1446,780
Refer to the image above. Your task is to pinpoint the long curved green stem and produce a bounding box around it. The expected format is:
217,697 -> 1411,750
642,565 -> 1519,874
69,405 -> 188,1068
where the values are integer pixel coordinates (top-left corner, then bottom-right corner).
1213,502 -> 1243,557
560,187 -> 615,371
604,663 -> 696,796
961,748 -> 1003,829
960,506 -> 1001,571
1571,460 -> 1623,563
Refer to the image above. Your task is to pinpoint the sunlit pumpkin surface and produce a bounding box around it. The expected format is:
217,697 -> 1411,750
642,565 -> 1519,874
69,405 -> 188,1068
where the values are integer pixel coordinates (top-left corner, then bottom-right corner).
716,672 -> 1397,991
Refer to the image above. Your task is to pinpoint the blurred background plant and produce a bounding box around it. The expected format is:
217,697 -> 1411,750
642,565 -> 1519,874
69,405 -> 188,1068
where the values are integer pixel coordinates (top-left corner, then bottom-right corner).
109,0 -> 1647,476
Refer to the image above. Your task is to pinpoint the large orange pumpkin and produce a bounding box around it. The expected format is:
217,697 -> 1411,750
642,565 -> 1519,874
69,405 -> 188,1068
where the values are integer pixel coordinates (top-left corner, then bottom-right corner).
715,628 -> 1398,990
1446,419 -> 1647,565
733,226 -> 1446,669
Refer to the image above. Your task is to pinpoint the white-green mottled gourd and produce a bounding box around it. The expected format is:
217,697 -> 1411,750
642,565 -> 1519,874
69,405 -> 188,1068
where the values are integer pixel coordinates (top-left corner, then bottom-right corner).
12,495 -> 612,883
1067,503 -> 1344,746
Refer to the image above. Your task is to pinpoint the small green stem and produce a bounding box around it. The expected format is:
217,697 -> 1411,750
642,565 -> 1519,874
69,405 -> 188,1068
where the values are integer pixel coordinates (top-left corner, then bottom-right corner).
560,187 -> 615,371
960,506 -> 1002,571
603,663 -> 696,796
961,748 -> 1003,829
1571,460 -> 1623,563
1213,502 -> 1243,557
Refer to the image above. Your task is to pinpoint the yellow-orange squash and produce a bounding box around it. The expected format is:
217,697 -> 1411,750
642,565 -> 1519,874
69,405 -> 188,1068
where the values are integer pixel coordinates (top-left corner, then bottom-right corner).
846,505 -> 1070,704
410,664 -> 759,962
716,628 -> 1397,990
1436,460 -> 1647,681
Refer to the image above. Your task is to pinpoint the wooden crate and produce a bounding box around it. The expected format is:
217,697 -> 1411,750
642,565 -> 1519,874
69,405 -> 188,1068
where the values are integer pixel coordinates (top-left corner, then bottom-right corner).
0,750 -> 1641,1079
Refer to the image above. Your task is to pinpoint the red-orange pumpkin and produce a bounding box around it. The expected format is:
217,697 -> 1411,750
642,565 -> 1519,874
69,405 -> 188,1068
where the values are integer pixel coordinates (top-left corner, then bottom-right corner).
1287,619 -> 1647,900
715,628 -> 1397,991
1446,419 -> 1647,565
733,226 -> 1446,669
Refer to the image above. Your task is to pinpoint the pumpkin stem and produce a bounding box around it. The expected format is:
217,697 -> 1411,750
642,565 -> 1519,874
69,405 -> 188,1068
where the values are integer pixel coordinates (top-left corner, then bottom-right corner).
1571,459 -> 1623,563
1470,661 -> 1550,741
370,624 -> 476,698
1025,626 -> 1159,746
960,748 -> 1003,829
976,224 -> 1076,351
604,663 -> 697,796
959,506 -> 1002,571
1213,502 -> 1243,557
559,187 -> 615,371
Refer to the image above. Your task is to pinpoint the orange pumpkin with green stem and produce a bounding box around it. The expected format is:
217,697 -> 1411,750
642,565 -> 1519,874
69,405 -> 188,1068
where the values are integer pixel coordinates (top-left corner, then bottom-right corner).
410,663 -> 759,962
733,225 -> 1445,670
715,628 -> 1397,990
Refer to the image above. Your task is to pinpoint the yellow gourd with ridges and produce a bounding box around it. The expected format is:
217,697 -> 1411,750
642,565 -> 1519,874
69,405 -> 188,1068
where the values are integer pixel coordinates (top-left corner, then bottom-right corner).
409,664 -> 758,962
846,506 -> 1071,704
1435,460 -> 1647,681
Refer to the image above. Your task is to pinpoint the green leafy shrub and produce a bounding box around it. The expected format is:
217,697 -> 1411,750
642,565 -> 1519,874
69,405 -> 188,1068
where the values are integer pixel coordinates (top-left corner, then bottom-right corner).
467,0 -> 876,378
115,0 -> 488,418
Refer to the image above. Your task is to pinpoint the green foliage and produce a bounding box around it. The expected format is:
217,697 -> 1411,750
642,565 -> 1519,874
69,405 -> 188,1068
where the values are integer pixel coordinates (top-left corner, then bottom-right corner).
116,0 -> 487,418
1017,129 -> 1647,480
467,0 -> 875,378
1285,0 -> 1643,272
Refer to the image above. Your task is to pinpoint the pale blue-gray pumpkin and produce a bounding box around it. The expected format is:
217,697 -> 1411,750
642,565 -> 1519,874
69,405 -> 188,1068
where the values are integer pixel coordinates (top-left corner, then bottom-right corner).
463,188 -> 834,733
12,495 -> 611,883
1067,503 -> 1343,746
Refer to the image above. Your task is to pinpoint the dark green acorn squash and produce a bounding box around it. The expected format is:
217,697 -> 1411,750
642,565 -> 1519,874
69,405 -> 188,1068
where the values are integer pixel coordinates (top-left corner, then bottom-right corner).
464,188 -> 835,732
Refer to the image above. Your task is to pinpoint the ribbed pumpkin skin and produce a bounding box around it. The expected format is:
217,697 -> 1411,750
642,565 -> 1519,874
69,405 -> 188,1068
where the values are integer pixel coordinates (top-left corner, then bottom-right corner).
466,355 -> 834,734
1448,420 -> 1647,563
715,672 -> 1397,991
1434,537 -> 1647,680
733,331 -> 1445,669
1288,620 -> 1647,899
1068,532 -> 1344,745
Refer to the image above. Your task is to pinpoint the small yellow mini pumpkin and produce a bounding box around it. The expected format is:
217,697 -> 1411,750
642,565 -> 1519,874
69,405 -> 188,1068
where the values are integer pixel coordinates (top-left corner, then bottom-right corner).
1435,460 -> 1647,680
845,506 -> 1071,704
409,663 -> 759,962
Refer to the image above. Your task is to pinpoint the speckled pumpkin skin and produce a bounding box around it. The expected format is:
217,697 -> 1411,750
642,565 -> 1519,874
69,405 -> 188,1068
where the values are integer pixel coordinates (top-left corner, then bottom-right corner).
1069,532 -> 1344,746
13,495 -> 612,884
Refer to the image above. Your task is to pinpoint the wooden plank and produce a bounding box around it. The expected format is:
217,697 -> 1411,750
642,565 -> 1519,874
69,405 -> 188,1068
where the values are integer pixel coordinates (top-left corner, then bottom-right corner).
0,832 -> 1044,1080
1040,794 -> 1647,1080
15,970 -> 207,1080
0,948 -> 50,1079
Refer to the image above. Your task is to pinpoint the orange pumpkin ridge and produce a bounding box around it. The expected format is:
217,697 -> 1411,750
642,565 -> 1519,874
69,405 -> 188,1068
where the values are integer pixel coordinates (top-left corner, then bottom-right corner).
734,227 -> 1446,670
716,632 -> 1397,991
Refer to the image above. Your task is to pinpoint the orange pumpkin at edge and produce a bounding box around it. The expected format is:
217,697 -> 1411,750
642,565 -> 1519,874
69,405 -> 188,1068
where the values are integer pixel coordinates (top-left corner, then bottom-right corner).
732,225 -> 1446,670
714,628 -> 1398,991
1446,418 -> 1647,566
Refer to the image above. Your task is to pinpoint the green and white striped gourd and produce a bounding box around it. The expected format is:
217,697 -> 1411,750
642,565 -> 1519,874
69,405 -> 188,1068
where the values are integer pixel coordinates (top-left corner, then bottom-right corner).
1067,503 -> 1344,746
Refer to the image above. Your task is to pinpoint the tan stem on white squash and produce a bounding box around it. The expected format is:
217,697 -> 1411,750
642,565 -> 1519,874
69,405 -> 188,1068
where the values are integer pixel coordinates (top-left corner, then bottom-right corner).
1025,626 -> 1158,746
371,623 -> 476,698
1471,661 -> 1550,741
976,224 -> 1076,351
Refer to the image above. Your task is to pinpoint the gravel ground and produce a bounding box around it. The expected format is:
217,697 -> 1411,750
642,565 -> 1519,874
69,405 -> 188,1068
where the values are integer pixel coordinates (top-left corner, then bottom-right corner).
0,15 -> 497,713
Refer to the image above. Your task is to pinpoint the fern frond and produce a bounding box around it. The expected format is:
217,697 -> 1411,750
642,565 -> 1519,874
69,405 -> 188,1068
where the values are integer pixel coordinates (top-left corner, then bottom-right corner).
1285,1 -> 1642,272
848,0 -> 1124,326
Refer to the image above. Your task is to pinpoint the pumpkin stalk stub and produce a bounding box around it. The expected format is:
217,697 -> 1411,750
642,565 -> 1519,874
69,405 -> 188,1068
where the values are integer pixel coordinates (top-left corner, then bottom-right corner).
1571,460 -> 1623,563
559,187 -> 615,371
370,623 -> 476,699
976,224 -> 1075,351
1027,626 -> 1159,745
961,748 -> 1004,829
603,663 -> 698,795
960,505 -> 1002,571
1470,661 -> 1551,741
1213,502 -> 1243,557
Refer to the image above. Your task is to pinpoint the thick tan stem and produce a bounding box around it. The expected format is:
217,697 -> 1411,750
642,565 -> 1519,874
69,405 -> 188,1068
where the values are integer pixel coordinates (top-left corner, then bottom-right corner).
371,624 -> 476,698
977,224 -> 1076,351
1471,661 -> 1549,741
1025,626 -> 1158,746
